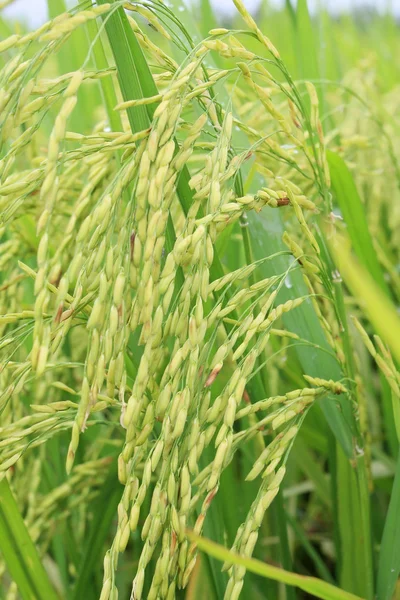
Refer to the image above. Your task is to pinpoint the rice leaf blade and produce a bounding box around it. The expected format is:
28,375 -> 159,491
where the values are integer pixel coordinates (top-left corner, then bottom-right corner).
330,234 -> 400,364
286,512 -> 336,585
327,150 -> 389,296
96,0 -> 154,132
248,209 -> 354,457
199,0 -> 218,40
0,479 -> 59,600
72,462 -> 120,600
249,211 -> 374,598
296,0 -> 320,84
47,0 -> 100,132
187,531 -> 364,600
85,18 -> 123,133
377,447 -> 400,600
336,446 -> 373,599
293,437 -> 331,508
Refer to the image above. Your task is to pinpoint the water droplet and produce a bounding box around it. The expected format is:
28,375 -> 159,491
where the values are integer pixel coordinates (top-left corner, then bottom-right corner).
284,275 -> 293,289
331,269 -> 342,283
240,215 -> 248,228
355,444 -> 364,456
330,210 -> 343,221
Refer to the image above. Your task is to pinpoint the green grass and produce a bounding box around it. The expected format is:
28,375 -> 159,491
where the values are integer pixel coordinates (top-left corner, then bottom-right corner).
0,0 -> 399,599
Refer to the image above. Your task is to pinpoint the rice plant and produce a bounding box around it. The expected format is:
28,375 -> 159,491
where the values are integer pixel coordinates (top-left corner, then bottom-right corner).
0,1 -> 399,599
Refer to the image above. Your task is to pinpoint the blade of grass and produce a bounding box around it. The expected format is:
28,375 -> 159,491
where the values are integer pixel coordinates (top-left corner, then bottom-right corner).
239,196 -> 296,599
381,375 -> 399,458
275,489 -> 296,600
187,531 -> 364,600
72,460 -> 120,600
198,0 -> 219,49
285,512 -> 336,585
199,0 -> 218,34
285,0 -> 297,27
85,17 -> 123,133
96,0 -> 156,131
249,210 -> 374,599
330,237 -> 400,600
248,209 -> 354,457
328,430 -> 341,577
196,448 -> 230,599
47,0 -> 67,19
336,446 -> 370,597
0,478 -> 59,600
319,7 -> 342,82
316,229 -> 374,600
42,436 -> 70,595
327,150 -> 390,296
47,0 -> 100,132
185,555 -> 217,600
377,446 -> 400,600
329,233 -> 400,364
292,437 -> 331,509
296,0 -> 320,84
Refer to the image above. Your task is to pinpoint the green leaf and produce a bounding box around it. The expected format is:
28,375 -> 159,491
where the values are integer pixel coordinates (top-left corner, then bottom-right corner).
96,0 -> 158,132
292,437 -> 331,508
327,150 -> 390,296
286,512 -> 335,585
275,490 -> 296,600
249,211 -> 373,599
187,531 -> 364,600
377,447 -> 400,600
336,446 -> 373,599
0,478 -> 59,600
47,0 -> 66,18
296,0 -> 320,83
199,0 -> 218,41
248,209 -> 354,457
72,462 -> 121,600
47,0 -> 101,132
85,18 -> 123,133
329,233 -> 400,365
285,0 -> 297,27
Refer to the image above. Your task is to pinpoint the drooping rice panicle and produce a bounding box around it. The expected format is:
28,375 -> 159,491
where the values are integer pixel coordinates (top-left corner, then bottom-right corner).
0,1 -> 398,599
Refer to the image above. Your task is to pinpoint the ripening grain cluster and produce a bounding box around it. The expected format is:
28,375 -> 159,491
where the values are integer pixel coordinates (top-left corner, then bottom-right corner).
0,1 -> 399,599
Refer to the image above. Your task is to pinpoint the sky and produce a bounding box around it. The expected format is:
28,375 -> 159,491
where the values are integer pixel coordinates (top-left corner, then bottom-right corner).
1,0 -> 400,27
